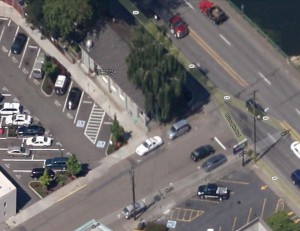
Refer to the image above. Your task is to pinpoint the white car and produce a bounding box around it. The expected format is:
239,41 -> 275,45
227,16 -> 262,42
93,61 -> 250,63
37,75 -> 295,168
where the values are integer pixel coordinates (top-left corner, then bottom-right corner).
291,141 -> 300,159
26,136 -> 53,147
136,136 -> 163,156
5,114 -> 32,126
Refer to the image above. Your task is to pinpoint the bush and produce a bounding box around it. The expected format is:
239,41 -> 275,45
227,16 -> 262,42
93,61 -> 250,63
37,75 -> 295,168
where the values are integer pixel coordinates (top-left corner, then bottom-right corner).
42,75 -> 54,95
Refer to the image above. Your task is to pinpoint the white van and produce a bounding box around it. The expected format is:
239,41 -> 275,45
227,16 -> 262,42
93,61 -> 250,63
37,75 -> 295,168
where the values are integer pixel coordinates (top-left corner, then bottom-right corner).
54,75 -> 70,95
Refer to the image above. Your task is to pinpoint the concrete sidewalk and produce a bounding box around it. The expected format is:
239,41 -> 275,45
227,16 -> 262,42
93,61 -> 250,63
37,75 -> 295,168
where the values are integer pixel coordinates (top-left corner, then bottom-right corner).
0,2 -> 148,229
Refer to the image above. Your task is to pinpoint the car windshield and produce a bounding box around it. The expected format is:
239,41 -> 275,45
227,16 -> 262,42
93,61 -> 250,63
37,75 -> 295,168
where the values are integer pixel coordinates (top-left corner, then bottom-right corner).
32,137 -> 36,142
143,140 -> 151,148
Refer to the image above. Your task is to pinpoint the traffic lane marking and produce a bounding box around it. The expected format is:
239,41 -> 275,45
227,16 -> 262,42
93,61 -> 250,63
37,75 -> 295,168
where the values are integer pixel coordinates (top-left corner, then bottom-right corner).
280,120 -> 300,141
189,28 -> 247,87
219,34 -> 231,46
219,179 -> 249,185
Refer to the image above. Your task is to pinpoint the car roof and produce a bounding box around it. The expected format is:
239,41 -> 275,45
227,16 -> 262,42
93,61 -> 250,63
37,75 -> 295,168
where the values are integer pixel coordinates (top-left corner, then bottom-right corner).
8,146 -> 21,151
292,169 -> 300,177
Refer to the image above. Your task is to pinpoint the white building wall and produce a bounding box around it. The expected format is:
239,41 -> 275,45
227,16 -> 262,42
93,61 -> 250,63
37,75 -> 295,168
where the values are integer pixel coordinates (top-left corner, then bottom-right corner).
0,172 -> 16,223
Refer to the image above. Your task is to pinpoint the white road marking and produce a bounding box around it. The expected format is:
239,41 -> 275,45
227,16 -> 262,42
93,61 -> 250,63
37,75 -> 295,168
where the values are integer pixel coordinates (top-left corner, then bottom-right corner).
3,159 -> 45,162
28,45 -> 38,49
1,45 -> 8,53
74,91 -> 84,124
5,163 -> 9,168
213,137 -> 226,150
0,27 -> 5,42
184,0 -> 194,9
54,100 -> 62,107
7,19 -> 11,26
16,175 -> 21,179
258,71 -> 271,85
82,100 -> 93,104
267,133 -> 276,142
32,78 -> 40,85
1,93 -> 11,96
63,81 -> 73,112
29,47 -> 40,79
0,17 -> 9,20
2,87 -> 9,92
219,34 -> 231,46
103,122 -> 113,125
19,37 -> 30,68
13,170 -> 32,173
29,148 -> 64,151
296,108 -> 300,115
0,148 -> 8,151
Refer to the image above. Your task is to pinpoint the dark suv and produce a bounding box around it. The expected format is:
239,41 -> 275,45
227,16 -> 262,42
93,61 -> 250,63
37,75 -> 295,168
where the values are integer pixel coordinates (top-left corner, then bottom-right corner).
190,145 -> 215,162
245,98 -> 266,120
291,170 -> 300,186
31,168 -> 55,180
17,125 -> 45,136
67,87 -> 82,110
11,33 -> 27,54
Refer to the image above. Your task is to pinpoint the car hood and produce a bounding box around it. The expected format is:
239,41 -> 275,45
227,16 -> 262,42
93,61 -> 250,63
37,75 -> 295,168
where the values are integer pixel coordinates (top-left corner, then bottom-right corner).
136,145 -> 148,156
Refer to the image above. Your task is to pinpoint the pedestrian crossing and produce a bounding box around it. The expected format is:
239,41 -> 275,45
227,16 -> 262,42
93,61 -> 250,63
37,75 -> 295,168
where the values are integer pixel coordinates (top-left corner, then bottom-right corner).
84,103 -> 105,144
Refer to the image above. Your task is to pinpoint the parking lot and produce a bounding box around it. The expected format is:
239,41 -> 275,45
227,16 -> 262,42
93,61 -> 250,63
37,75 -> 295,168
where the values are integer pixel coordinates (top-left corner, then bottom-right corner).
0,17 -> 112,209
162,169 -> 300,231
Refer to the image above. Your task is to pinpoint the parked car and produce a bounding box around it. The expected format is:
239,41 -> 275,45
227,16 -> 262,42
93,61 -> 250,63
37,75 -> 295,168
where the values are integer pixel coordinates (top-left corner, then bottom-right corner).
11,33 -> 27,54
5,114 -> 32,126
17,125 -> 45,136
291,170 -> 300,186
122,201 -> 147,219
167,119 -> 191,140
0,103 -> 21,116
7,146 -> 30,157
245,98 -> 266,120
55,75 -> 70,95
136,136 -> 163,156
291,141 -> 300,159
26,136 -> 53,147
190,145 -> 215,162
67,87 -> 82,110
31,168 -> 55,180
44,157 -> 69,170
202,154 -> 227,172
0,94 -> 4,103
31,51 -> 45,79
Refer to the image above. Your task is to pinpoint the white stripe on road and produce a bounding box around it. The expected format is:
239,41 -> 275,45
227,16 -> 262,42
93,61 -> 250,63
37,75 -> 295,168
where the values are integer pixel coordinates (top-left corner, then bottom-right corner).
29,148 -> 65,151
1,93 -> 11,96
29,47 -> 41,79
0,17 -> 9,20
0,27 -> 5,42
3,159 -> 45,162
103,122 -> 113,125
19,38 -> 30,68
296,108 -> 300,115
74,91 -> 84,124
219,34 -> 231,46
258,71 -> 271,85
267,133 -> 276,142
13,170 -> 32,173
214,137 -> 226,150
184,0 -> 194,9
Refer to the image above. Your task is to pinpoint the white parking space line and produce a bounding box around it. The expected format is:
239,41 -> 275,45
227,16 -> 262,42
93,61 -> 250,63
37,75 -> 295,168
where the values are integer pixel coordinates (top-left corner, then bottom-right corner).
74,91 -> 84,124
0,17 -> 9,20
184,0 -> 194,9
213,137 -> 227,150
63,81 -> 73,112
219,34 -> 231,46
0,27 -> 5,42
13,170 -> 32,173
19,37 -> 30,68
1,93 -> 11,96
267,133 -> 276,142
29,47 -> 41,79
84,103 -> 106,144
258,71 -> 271,85
103,122 -> 113,125
0,148 -> 8,151
3,159 -> 45,161
295,108 -> 300,115
29,148 -> 64,151
7,19 -> 11,26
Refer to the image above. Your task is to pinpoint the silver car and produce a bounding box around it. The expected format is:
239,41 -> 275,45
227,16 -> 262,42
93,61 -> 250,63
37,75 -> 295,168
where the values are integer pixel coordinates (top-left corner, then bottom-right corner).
122,201 -> 146,219
7,146 -> 31,157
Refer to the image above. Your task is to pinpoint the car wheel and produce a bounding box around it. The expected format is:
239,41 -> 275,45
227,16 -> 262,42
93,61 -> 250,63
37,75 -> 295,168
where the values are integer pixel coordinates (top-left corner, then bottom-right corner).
200,195 -> 205,199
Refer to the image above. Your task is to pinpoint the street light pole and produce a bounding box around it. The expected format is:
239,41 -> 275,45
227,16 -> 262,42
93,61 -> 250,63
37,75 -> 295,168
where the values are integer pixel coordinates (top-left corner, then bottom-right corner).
253,90 -> 258,160
130,166 -> 137,220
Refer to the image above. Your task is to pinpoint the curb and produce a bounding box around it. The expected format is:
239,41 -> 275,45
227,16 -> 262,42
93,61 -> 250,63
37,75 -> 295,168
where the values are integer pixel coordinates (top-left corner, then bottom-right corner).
40,75 -> 54,97
28,181 -> 43,199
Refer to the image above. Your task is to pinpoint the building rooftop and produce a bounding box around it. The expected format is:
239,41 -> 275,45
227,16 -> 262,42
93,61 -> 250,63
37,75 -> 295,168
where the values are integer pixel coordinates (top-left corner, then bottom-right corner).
81,22 -> 145,110
236,217 -> 273,231
0,171 -> 16,198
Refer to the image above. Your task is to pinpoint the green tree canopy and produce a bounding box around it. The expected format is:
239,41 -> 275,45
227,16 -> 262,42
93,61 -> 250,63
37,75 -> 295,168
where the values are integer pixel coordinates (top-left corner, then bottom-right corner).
43,0 -> 93,38
126,27 -> 186,122
25,0 -> 45,28
39,169 -> 52,189
110,114 -> 125,145
67,154 -> 82,176
266,211 -> 300,231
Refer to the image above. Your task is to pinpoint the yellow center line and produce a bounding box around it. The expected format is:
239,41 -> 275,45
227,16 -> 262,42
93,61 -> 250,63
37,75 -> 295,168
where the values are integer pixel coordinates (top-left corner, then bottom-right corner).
56,184 -> 87,203
280,120 -> 300,141
189,28 -> 248,87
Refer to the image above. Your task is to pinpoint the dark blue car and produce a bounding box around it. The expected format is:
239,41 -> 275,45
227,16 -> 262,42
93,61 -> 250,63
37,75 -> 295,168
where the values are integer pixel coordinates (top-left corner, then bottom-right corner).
17,125 -> 45,136
11,33 -> 27,54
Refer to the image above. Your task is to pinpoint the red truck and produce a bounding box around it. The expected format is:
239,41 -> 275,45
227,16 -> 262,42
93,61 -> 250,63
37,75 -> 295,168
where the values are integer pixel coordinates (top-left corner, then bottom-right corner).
199,0 -> 228,25
169,15 -> 189,39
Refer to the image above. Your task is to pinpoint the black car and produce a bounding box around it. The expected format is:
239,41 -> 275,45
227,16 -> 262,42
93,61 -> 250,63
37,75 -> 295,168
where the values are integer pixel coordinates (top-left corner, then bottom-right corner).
291,170 -> 300,186
202,154 -> 227,172
17,125 -> 45,136
11,33 -> 27,54
31,168 -> 55,180
190,145 -> 215,162
0,94 -> 4,103
245,98 -> 266,120
67,87 -> 82,110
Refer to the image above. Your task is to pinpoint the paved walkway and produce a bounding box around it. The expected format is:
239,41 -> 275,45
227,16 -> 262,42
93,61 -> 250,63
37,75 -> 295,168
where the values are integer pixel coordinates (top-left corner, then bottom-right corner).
0,2 -> 148,230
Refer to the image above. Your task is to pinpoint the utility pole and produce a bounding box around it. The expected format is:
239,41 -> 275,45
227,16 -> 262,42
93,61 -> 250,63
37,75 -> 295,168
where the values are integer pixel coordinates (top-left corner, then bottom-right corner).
253,90 -> 258,160
130,166 -> 137,220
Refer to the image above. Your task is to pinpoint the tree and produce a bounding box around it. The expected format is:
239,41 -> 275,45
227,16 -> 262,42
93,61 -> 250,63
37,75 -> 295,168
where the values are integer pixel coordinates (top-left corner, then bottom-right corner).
39,169 -> 52,190
25,0 -> 45,29
43,0 -> 93,38
266,211 -> 300,231
110,114 -> 125,148
42,57 -> 59,79
67,154 -> 82,177
126,26 -> 187,123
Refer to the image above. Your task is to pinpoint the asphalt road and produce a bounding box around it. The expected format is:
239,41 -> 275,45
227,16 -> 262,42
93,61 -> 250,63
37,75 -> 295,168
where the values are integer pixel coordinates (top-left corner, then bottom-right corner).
158,0 -> 300,199
13,100 -> 237,231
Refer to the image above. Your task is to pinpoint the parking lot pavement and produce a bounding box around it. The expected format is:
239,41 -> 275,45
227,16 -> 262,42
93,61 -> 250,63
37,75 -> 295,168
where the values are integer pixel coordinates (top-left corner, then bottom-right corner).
161,169 -> 300,231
